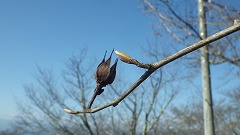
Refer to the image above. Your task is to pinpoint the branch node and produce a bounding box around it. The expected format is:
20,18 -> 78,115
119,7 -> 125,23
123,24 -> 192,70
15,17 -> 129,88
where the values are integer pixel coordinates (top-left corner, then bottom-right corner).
112,103 -> 118,107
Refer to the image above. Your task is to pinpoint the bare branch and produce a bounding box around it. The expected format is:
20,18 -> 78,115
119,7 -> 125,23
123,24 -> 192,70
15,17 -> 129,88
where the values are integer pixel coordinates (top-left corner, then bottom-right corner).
160,0 -> 201,39
152,23 -> 240,69
64,23 -> 240,114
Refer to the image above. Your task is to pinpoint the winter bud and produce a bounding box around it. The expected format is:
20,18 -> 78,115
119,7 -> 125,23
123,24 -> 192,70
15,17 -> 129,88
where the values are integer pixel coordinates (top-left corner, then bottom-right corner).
114,50 -> 132,63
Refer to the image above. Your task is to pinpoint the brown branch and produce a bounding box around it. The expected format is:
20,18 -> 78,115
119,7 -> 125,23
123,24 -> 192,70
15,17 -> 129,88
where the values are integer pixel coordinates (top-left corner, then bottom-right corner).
64,23 -> 240,114
87,86 -> 99,109
126,59 -> 152,69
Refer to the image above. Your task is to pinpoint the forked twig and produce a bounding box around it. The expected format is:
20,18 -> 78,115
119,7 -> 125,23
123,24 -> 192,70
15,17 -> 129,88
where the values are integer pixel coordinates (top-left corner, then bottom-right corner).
64,23 -> 240,114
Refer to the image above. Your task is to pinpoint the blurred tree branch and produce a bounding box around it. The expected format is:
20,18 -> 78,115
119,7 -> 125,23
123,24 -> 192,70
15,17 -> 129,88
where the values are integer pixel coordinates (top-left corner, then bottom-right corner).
144,0 -> 240,68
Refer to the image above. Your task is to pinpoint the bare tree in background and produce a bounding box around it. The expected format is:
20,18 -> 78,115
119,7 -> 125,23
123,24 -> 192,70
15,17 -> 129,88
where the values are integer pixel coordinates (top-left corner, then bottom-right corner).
162,88 -> 240,135
142,0 -> 239,134
143,0 -> 240,68
2,47 -> 177,135
107,65 -> 176,135
8,49 -> 104,135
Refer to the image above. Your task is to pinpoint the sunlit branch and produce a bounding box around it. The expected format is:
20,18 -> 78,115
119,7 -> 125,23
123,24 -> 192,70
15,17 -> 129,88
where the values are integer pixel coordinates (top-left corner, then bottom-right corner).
64,23 -> 240,114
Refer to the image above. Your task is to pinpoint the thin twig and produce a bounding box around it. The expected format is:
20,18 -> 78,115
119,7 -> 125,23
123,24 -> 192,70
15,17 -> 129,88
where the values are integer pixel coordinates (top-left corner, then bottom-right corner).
127,59 -> 152,69
64,23 -> 240,114
87,86 -> 99,109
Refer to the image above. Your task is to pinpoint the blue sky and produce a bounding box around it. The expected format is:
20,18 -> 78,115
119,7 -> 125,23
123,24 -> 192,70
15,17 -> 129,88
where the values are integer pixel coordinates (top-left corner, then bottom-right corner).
1,0 -> 239,131
0,0 -> 157,129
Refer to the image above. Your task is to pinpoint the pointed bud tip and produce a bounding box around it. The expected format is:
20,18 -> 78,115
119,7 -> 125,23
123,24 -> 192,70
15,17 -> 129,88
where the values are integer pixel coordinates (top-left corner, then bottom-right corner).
114,50 -> 132,63
64,109 -> 73,113
234,19 -> 240,25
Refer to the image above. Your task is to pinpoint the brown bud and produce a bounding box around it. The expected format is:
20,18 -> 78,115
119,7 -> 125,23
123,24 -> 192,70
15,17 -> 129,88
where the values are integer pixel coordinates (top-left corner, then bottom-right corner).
95,49 -> 118,88
97,50 -> 107,68
88,50 -> 118,108
105,58 -> 118,85
95,50 -> 110,84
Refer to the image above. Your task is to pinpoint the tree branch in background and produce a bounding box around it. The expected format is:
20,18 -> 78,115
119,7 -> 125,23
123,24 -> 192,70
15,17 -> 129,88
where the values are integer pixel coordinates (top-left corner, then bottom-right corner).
64,23 -> 240,114
144,0 -> 240,68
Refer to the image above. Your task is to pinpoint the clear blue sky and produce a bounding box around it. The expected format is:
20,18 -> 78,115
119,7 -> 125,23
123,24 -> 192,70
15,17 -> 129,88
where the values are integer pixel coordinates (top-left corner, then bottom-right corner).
0,0 -> 156,129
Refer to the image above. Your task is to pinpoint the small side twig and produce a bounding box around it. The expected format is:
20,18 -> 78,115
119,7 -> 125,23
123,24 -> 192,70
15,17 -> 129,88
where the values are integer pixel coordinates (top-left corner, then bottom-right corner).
127,59 -> 152,69
114,50 -> 152,69
64,69 -> 155,113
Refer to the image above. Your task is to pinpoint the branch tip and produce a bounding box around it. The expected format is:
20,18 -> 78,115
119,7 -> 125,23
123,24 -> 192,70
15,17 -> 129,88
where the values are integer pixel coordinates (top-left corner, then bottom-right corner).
114,50 -> 132,63
234,19 -> 240,25
64,109 -> 74,114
